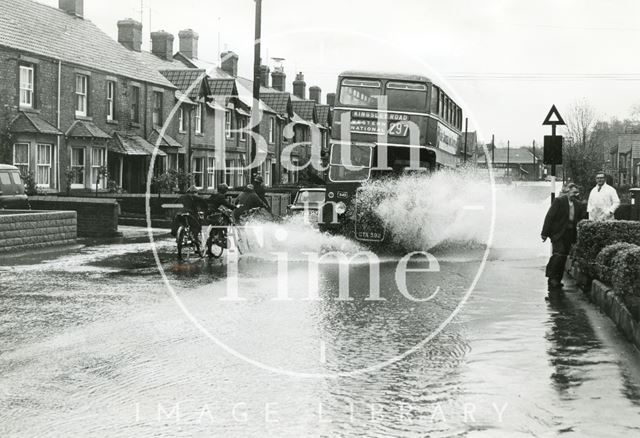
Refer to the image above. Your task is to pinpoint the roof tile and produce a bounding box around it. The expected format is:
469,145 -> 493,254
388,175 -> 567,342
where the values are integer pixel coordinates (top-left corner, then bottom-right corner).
0,0 -> 175,88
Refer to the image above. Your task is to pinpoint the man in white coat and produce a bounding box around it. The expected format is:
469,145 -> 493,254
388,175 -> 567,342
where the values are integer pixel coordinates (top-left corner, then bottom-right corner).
587,172 -> 620,221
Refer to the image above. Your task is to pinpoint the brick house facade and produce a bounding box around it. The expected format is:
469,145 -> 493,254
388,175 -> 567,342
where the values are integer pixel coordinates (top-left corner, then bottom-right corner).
1,0 -> 332,194
0,0 -> 178,194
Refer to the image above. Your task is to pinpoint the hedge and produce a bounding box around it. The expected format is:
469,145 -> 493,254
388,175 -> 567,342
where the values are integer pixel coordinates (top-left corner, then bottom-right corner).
611,245 -> 640,298
594,242 -> 638,285
574,220 -> 640,277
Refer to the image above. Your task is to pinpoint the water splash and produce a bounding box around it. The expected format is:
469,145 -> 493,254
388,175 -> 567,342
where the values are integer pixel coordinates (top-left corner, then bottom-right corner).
358,170 -> 494,251
238,214 -> 365,261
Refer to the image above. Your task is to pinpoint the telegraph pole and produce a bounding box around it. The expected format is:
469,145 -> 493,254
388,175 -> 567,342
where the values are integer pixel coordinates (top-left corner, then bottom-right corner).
250,0 -> 262,181
463,118 -> 468,164
507,140 -> 510,178
532,139 -> 536,181
491,134 -> 495,167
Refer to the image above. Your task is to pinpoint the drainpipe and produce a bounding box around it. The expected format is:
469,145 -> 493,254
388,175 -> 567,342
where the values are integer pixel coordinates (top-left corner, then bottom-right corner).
188,105 -> 192,173
57,59 -> 62,192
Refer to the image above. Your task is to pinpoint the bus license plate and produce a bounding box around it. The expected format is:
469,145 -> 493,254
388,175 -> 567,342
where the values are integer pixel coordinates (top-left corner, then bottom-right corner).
355,228 -> 385,241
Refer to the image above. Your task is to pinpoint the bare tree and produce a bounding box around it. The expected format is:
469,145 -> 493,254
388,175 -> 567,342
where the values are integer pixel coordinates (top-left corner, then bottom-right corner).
562,100 -> 604,191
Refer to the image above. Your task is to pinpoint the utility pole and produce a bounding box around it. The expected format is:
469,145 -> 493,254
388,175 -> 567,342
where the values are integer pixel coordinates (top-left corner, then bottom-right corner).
507,140 -> 510,178
532,139 -> 536,181
463,117 -> 468,164
250,0 -> 262,182
491,134 -> 495,167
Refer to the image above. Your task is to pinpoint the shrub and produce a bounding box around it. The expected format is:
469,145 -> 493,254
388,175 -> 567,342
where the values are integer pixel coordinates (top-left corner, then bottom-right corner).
20,170 -> 38,196
574,220 -> 640,277
169,170 -> 193,194
611,245 -> 640,297
594,242 -> 637,285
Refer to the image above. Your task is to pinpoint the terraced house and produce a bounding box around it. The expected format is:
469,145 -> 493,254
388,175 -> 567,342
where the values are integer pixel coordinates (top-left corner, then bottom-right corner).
0,0 -> 334,194
0,0 -> 180,193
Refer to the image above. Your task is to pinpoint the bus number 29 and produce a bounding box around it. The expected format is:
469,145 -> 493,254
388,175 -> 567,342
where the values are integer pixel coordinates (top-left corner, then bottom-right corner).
388,122 -> 410,136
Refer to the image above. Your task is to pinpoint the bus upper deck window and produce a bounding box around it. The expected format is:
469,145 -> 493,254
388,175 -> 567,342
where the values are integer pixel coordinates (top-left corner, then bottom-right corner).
386,82 -> 428,113
339,79 -> 382,108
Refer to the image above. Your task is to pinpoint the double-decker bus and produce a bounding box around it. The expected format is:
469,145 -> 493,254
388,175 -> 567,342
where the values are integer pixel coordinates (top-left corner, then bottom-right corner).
318,71 -> 464,242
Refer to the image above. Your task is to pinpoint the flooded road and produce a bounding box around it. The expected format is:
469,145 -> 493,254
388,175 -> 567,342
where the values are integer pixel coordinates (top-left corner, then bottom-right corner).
1,183 -> 640,437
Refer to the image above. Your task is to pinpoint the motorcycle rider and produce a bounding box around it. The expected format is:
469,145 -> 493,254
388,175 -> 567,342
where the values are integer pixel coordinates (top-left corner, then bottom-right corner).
233,184 -> 269,222
205,184 -> 236,256
252,174 -> 270,210
207,183 -> 236,213
171,185 -> 208,240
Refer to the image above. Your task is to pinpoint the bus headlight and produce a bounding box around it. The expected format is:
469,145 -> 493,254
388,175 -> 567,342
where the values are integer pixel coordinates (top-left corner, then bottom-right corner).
335,202 -> 347,215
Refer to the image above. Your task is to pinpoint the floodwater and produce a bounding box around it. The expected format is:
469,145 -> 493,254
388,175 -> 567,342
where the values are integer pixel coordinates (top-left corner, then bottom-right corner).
1,180 -> 640,437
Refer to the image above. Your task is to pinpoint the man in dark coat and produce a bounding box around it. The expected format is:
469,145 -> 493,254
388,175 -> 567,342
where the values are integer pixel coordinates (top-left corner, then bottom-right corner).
541,183 -> 586,291
171,185 -> 208,238
207,183 -> 236,213
252,174 -> 270,210
234,184 -> 269,222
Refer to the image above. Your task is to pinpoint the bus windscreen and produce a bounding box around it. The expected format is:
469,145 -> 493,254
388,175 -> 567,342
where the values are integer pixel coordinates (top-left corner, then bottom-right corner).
338,79 -> 382,108
385,82 -> 428,112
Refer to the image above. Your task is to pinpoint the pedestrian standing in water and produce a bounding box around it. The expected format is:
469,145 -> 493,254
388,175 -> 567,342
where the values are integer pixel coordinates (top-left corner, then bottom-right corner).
541,183 -> 587,292
587,171 -> 620,221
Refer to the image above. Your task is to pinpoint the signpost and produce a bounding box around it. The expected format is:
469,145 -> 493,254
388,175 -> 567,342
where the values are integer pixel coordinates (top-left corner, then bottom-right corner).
542,105 -> 565,203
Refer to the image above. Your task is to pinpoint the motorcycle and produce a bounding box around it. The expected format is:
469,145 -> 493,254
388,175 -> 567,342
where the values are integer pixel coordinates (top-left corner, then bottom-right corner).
205,206 -> 235,259
205,206 -> 272,259
175,210 -> 205,260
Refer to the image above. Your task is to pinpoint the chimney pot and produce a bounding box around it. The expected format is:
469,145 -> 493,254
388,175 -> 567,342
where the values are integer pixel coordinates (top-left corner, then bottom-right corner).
221,51 -> 239,77
151,31 -> 174,61
117,19 -> 143,52
326,93 -> 336,107
293,72 -> 306,100
271,70 -> 286,92
309,86 -> 321,104
178,29 -> 199,60
59,0 -> 83,18
259,65 -> 270,88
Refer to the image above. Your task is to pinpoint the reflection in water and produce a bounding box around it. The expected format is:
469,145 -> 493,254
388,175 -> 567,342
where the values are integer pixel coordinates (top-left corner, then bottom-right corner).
545,293 -> 604,398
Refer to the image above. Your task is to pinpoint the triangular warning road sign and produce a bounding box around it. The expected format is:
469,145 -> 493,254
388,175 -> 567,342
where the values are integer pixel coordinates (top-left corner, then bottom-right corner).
542,105 -> 566,126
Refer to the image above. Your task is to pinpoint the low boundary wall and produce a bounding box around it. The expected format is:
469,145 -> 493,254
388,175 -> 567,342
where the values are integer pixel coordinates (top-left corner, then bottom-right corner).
28,197 -> 119,237
588,280 -> 640,351
0,210 -> 76,253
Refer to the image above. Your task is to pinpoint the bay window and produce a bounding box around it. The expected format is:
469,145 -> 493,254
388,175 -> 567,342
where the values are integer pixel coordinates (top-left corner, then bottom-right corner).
90,147 -> 106,188
13,143 -> 29,175
36,143 -> 53,187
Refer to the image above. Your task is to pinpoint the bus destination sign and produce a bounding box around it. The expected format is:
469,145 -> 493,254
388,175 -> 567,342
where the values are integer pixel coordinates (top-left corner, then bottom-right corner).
350,111 -> 411,135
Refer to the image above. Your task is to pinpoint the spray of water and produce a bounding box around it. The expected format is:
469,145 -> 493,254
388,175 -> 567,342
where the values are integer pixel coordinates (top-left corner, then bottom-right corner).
239,214 -> 365,261
358,170 -> 494,251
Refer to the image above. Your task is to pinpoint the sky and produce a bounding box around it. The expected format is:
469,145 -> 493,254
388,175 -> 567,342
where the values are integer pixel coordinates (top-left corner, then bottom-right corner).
39,0 -> 640,146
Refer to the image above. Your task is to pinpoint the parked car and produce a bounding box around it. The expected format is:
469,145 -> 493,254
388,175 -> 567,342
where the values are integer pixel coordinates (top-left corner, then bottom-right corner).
287,187 -> 326,224
0,164 -> 29,209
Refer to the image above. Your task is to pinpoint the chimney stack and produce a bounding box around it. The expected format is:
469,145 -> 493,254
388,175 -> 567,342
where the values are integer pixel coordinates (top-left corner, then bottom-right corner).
150,31 -> 174,61
293,72 -> 306,100
117,19 -> 143,52
178,29 -> 199,60
326,93 -> 336,107
221,51 -> 239,77
260,65 -> 270,88
271,68 -> 286,92
59,0 -> 83,18
309,86 -> 321,104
